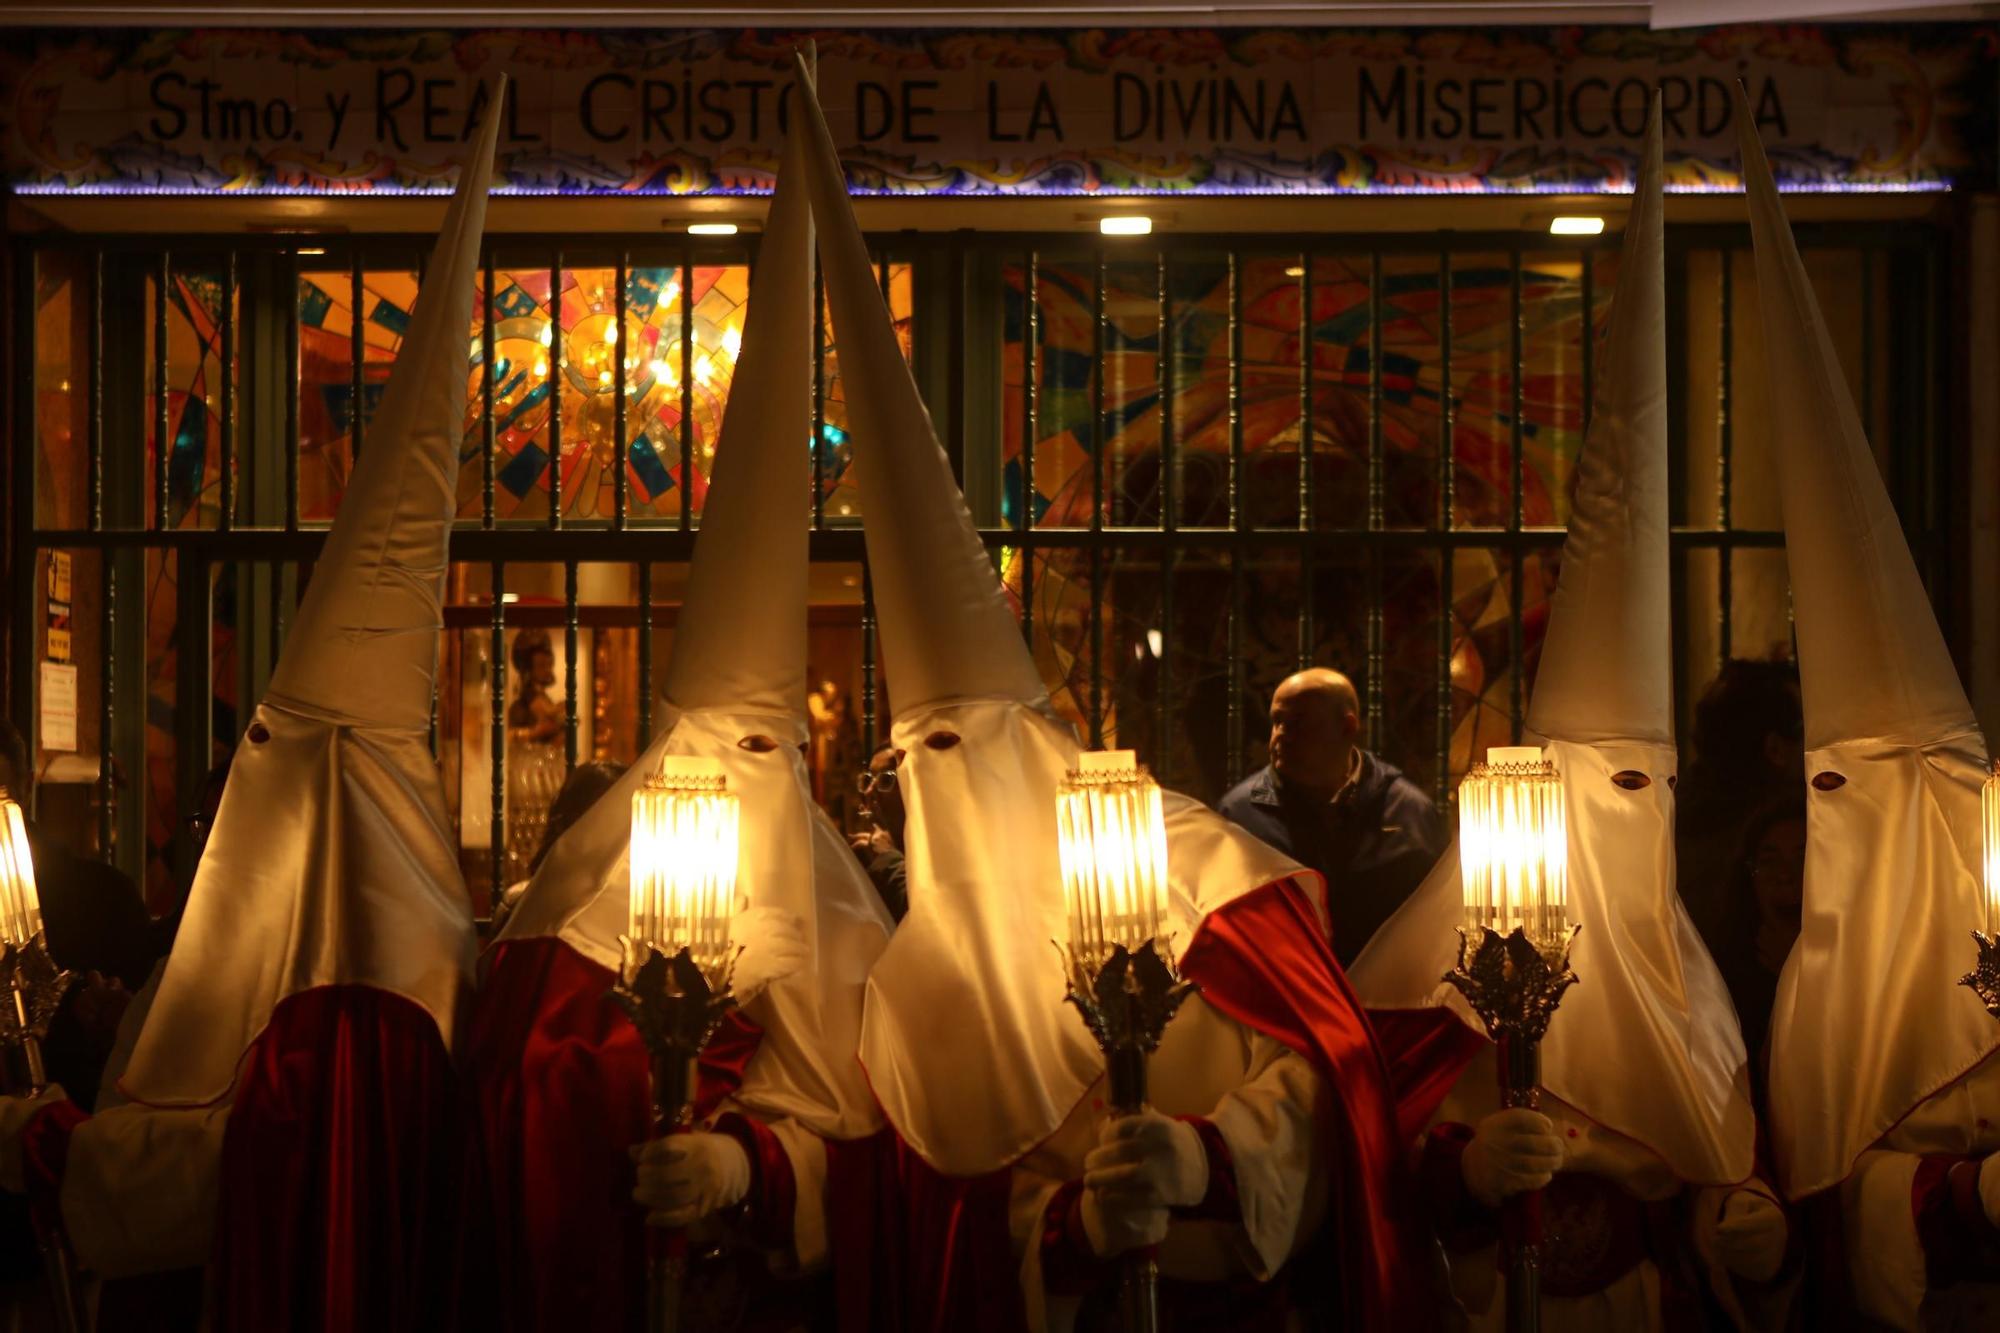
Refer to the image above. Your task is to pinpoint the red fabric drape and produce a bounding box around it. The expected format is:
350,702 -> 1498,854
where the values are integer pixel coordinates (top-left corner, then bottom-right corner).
211,984 -> 462,1333
1369,1006 -> 1490,1144
826,1128 -> 1025,1333
461,935 -> 763,1333
1178,876 -> 1445,1332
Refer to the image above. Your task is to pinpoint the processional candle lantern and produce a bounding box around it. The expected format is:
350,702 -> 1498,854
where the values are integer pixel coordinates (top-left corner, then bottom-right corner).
1443,746 -> 1575,1333
1959,762 -> 2000,1018
612,756 -> 743,1333
0,787 -> 85,1333
0,787 -> 68,1094
1055,751 -> 1192,1333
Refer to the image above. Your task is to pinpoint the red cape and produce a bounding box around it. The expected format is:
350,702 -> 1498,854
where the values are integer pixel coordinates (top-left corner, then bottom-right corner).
459,935 -> 761,1333
829,877 -> 1449,1333
212,984 -> 468,1333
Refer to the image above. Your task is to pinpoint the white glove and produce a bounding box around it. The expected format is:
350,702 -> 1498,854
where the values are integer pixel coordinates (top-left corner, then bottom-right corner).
0,1085 -> 68,1195
632,1132 -> 752,1228
1704,1188 -> 1789,1282
1980,1154 -> 2000,1228
729,906 -> 810,1004
1079,1111 -> 1207,1258
1461,1108 -> 1564,1208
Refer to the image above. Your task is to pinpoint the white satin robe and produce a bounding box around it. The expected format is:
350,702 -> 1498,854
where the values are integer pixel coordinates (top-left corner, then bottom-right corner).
1842,1051 -> 2000,1332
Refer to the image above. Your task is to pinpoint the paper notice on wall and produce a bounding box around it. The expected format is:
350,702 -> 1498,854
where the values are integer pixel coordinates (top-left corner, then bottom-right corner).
39,660 -> 78,752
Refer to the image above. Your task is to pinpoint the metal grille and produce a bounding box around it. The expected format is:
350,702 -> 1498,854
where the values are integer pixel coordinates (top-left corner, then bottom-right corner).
5,223 -> 1951,915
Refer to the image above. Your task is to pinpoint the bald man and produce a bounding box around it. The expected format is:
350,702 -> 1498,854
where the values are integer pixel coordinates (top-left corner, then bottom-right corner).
1217,670 -> 1446,965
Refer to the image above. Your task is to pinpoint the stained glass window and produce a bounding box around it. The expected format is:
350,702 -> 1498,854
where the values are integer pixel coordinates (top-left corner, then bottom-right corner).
147,260 -> 237,530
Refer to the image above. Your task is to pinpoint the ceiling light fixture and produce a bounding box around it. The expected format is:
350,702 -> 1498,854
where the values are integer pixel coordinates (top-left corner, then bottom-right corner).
1549,216 -> 1606,236
1099,216 -> 1153,236
688,222 -> 739,236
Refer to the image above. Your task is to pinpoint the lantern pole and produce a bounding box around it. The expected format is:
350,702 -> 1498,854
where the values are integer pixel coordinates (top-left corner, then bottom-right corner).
1958,762 -> 2000,1020
610,760 -> 742,1333
0,788 -> 84,1333
1055,752 -> 1194,1333
1441,748 -> 1577,1333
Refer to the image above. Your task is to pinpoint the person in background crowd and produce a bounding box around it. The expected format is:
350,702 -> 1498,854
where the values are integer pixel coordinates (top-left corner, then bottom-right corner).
1700,795 -> 1807,1113
1675,658 -> 1804,944
489,760 -> 626,932
849,744 -> 907,922
1216,668 -> 1446,966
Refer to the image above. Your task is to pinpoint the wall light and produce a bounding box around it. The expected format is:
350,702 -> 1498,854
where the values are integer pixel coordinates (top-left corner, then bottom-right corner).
688,222 -> 740,236
1549,216 -> 1606,237
1100,216 -> 1153,237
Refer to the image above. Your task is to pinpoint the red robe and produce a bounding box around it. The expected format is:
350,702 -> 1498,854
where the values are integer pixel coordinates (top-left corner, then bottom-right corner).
25,984 -> 466,1333
461,935 -> 764,1333
828,878 -> 1447,1333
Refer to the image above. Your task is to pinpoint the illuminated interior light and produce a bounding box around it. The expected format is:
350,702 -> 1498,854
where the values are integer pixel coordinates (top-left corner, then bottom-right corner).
688,222 -> 739,236
533,359 -> 549,378
721,325 -> 742,359
1099,216 -> 1153,236
538,326 -> 553,348
1549,216 -> 1606,236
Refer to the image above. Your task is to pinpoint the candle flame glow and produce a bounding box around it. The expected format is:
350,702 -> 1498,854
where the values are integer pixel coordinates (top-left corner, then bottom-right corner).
1457,746 -> 1568,948
628,757 -> 740,982
0,788 -> 42,948
1057,751 -> 1171,971
1984,762 -> 2000,935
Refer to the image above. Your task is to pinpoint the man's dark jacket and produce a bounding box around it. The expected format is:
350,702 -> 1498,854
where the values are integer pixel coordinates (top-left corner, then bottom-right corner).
1216,753 -> 1447,967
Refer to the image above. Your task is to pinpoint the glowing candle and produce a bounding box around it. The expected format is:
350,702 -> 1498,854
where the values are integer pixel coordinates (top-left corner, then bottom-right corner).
1458,746 -> 1568,949
0,788 -> 41,949
1984,763 -> 2000,936
1057,751 -> 1172,971
627,756 -> 740,981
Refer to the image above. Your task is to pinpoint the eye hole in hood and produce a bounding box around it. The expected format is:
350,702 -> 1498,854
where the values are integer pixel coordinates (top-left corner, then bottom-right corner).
737,734 -> 780,753
922,730 -> 962,751
1611,770 -> 1651,791
1812,771 -> 1847,792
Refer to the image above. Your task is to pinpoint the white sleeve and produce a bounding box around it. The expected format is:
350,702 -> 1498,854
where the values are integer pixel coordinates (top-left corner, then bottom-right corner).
1190,1040 -> 1326,1281
767,1118 -> 830,1274
62,1102 -> 228,1279
1841,1148 -> 1927,1333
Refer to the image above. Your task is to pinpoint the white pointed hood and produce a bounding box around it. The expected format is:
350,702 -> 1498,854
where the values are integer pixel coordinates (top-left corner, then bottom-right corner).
1350,104 -> 1757,1187
792,57 -> 1312,1178
119,83 -> 503,1108
1739,94 -> 1996,1199
499,95 -> 889,1143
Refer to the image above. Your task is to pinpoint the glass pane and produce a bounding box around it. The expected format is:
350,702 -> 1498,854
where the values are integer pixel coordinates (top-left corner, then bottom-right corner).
1377,254 -> 1445,531
819,260 -> 913,523
35,252 -> 88,530
297,261 -> 419,522
1103,259 -> 1164,529
1521,250 -> 1599,528
1306,255 -> 1378,532
147,258 -> 238,531
1378,549 -> 1447,799
1448,545 -> 1553,777
1730,547 -> 1792,664
298,265 -> 354,523
1239,256 -> 1307,530
1169,256 -> 1232,530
